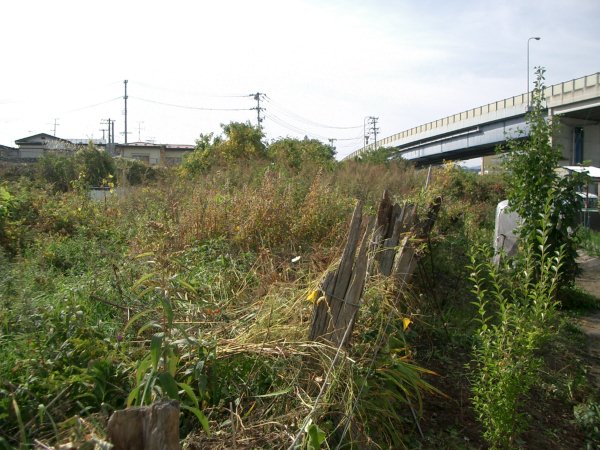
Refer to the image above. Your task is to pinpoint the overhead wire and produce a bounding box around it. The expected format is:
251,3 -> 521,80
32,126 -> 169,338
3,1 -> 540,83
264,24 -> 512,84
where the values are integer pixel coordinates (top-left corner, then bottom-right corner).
61,96 -> 122,113
265,111 -> 329,140
263,95 -> 362,130
50,83 -> 366,150
131,96 -> 252,111
131,80 -> 251,98
264,110 -> 364,143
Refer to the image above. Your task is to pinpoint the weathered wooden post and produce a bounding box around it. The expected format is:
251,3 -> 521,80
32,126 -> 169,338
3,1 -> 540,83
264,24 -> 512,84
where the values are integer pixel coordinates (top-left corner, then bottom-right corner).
308,201 -> 373,346
391,196 -> 441,291
308,192 -> 442,347
107,400 -> 181,450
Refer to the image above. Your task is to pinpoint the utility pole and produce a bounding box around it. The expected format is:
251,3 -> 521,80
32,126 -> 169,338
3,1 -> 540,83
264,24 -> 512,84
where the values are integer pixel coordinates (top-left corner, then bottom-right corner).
369,116 -> 379,148
102,118 -> 115,153
123,80 -> 129,143
137,121 -> 145,141
52,118 -> 60,136
252,92 -> 264,129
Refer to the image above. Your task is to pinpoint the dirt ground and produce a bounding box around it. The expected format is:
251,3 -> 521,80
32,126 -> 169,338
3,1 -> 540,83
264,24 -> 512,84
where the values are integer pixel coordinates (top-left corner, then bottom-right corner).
575,253 -> 600,386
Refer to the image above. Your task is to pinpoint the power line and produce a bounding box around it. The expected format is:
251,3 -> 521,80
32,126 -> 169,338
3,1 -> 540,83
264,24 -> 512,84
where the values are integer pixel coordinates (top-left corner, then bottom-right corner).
265,112 -> 329,140
62,96 -> 121,114
263,95 -> 362,130
132,80 -> 250,98
131,96 -> 252,111
335,135 -> 364,142
265,112 -> 363,143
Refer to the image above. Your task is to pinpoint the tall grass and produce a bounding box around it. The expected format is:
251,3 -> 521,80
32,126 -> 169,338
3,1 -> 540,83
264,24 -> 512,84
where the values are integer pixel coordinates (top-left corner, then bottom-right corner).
0,158 -> 442,448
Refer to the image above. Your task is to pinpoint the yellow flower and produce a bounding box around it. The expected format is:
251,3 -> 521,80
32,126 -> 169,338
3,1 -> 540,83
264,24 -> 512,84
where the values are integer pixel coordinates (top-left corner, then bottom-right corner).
307,290 -> 319,303
402,317 -> 412,331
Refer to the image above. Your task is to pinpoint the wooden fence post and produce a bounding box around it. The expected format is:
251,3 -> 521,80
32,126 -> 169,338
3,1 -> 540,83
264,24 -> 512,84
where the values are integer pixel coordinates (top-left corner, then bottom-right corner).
308,193 -> 442,347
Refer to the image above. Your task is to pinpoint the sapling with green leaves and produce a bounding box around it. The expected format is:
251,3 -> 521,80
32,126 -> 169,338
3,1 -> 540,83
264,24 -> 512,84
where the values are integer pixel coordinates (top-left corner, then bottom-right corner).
502,67 -> 586,284
470,194 -> 564,449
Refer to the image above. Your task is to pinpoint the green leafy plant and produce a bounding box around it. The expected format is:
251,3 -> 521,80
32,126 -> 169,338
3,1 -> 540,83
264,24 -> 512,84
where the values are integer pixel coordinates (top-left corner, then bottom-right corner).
501,67 -> 586,284
469,199 -> 563,449
304,421 -> 327,449
125,270 -> 211,434
574,401 -> 600,449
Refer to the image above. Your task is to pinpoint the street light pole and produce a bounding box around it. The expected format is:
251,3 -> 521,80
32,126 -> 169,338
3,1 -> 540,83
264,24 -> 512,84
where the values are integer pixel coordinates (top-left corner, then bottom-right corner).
527,36 -> 541,109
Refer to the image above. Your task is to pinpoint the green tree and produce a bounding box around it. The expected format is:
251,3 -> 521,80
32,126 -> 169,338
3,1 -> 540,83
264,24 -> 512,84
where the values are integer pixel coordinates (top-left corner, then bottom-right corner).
502,67 -> 584,283
219,121 -> 266,161
268,137 -> 336,169
180,132 -> 221,175
181,122 -> 266,175
352,146 -> 395,165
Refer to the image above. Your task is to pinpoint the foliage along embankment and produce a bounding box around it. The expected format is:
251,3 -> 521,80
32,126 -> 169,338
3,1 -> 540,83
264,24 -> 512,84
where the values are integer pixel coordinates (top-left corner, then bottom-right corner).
0,109 -> 598,449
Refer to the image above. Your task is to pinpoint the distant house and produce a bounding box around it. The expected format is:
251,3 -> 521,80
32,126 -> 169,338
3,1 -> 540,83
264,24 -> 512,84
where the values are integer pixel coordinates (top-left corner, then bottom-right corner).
11,133 -> 194,166
116,142 -> 195,166
14,133 -> 76,159
0,144 -> 18,159
163,144 -> 195,166
116,142 -> 162,165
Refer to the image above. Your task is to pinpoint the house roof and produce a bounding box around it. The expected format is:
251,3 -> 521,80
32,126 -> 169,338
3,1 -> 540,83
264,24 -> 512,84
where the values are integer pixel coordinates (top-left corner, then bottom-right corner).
562,165 -> 600,181
0,144 -> 17,151
165,144 -> 195,150
114,142 -> 195,151
68,138 -> 106,145
15,133 -> 71,145
115,142 -> 163,148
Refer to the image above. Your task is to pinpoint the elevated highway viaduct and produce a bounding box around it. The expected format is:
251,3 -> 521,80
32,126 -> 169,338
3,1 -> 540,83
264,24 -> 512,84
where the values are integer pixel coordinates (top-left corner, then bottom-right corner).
346,73 -> 600,168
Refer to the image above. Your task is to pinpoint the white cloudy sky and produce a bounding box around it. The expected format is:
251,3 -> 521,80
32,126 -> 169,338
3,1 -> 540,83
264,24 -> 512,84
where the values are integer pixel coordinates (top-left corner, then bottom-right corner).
1,0 -> 599,158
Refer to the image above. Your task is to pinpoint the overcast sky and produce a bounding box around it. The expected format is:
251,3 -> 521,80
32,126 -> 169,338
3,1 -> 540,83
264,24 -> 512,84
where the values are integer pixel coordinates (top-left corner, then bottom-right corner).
1,0 -> 599,158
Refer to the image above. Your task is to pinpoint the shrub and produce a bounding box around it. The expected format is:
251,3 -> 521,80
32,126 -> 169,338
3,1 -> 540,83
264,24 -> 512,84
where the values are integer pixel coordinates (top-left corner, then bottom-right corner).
267,137 -> 335,170
115,158 -> 160,186
37,143 -> 116,192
